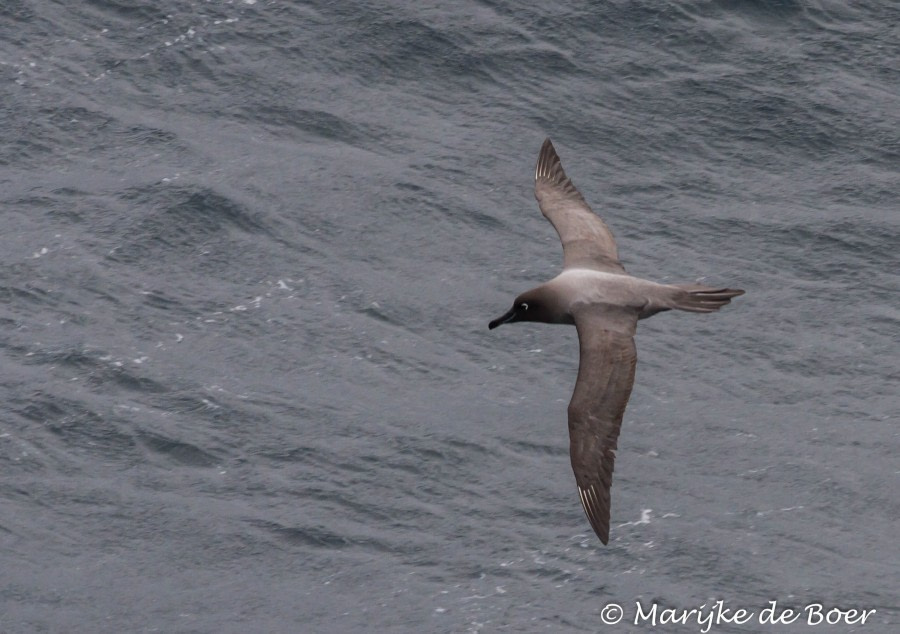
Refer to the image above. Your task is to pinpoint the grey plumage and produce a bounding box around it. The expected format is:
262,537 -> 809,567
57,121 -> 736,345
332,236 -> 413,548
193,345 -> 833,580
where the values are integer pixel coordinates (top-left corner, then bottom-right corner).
535,138 -> 624,273
490,138 -> 744,545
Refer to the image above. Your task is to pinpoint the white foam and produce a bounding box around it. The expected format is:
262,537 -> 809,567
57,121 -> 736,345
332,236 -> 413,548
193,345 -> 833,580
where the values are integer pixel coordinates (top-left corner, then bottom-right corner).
618,508 -> 653,528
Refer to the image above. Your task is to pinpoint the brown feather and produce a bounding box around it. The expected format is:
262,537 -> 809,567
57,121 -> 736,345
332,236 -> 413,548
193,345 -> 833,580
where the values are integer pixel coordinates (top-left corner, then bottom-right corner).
534,139 -> 626,274
568,308 -> 639,544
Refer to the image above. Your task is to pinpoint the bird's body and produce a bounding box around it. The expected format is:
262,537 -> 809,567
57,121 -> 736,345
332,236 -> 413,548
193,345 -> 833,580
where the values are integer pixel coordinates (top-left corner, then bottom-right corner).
490,139 -> 744,544
536,268 -> 691,328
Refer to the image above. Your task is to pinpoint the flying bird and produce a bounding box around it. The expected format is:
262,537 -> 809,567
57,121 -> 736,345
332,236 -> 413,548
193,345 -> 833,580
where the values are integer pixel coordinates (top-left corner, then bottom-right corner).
489,139 -> 744,544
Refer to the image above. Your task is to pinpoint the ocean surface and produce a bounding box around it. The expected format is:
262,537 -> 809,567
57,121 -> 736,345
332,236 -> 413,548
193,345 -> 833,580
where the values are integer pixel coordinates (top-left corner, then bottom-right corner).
1,1 -> 897,632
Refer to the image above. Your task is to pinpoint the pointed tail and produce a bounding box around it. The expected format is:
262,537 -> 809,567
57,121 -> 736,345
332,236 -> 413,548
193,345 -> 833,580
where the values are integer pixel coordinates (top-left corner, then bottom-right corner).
670,284 -> 745,313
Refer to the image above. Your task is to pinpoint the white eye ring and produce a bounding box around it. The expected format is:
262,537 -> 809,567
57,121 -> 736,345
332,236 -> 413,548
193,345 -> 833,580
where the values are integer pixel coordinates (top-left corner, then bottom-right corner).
520,302 -> 529,310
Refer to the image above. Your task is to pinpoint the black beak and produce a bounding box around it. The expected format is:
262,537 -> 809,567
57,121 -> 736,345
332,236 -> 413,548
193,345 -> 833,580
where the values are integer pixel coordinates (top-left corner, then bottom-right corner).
488,307 -> 518,330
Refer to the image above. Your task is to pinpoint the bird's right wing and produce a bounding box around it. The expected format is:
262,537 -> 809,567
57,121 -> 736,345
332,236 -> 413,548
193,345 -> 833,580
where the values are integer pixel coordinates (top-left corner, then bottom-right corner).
534,138 -> 625,274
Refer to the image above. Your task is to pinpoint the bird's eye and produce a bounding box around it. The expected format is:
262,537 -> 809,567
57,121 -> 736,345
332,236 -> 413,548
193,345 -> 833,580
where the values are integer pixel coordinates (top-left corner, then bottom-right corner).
520,302 -> 529,310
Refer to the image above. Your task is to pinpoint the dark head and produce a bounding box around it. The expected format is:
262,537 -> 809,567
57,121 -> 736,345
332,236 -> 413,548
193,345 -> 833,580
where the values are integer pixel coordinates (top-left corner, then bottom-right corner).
489,288 -> 563,329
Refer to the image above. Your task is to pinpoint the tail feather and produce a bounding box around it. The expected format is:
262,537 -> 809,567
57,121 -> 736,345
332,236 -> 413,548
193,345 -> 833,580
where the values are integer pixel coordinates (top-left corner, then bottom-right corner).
671,284 -> 745,313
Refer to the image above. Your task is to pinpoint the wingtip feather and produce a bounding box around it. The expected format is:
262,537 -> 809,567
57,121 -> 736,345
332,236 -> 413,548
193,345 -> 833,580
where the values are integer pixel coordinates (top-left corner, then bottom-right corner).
535,138 -> 582,201
578,483 -> 611,545
536,137 -> 559,182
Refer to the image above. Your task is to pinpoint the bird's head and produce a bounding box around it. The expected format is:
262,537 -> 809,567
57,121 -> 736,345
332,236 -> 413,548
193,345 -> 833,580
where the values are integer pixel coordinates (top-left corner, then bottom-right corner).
489,289 -> 555,329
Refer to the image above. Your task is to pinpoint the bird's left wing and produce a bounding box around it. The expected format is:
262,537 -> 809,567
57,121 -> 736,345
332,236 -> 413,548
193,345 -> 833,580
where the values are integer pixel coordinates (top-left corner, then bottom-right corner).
568,306 -> 638,544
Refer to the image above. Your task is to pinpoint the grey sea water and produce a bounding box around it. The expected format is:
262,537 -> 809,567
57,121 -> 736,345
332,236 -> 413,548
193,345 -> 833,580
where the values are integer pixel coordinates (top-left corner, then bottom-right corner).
1,1 -> 898,632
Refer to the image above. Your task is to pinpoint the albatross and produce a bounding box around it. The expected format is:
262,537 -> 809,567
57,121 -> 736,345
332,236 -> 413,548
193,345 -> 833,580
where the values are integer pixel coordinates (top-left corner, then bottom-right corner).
489,138 -> 744,545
